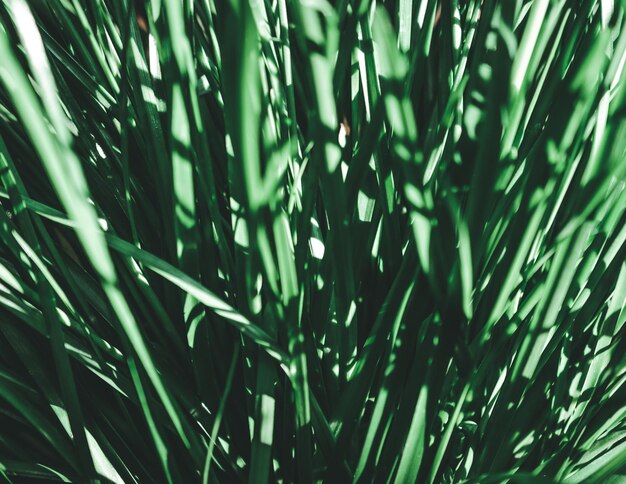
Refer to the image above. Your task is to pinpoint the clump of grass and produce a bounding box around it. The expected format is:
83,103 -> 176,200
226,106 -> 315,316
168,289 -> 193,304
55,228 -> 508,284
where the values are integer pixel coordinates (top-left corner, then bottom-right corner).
0,0 -> 625,482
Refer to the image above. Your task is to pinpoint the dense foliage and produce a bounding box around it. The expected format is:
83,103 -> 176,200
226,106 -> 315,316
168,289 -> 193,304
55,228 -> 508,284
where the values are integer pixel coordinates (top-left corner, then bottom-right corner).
1,0 -> 626,482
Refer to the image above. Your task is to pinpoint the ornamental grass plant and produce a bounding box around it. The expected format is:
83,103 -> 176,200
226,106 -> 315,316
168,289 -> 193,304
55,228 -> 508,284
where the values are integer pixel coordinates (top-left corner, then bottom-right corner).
1,0 -> 626,482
